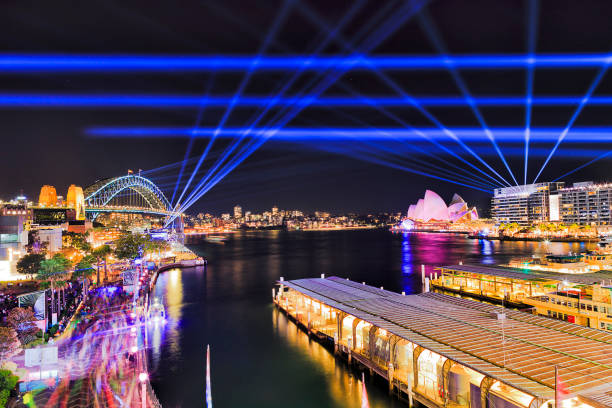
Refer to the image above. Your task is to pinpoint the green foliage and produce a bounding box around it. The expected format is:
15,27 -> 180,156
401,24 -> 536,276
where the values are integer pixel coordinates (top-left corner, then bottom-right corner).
62,232 -> 91,252
6,308 -> 38,345
0,388 -> 8,408
0,369 -> 18,407
16,253 -> 46,276
113,233 -> 150,260
74,255 -> 96,280
38,281 -> 51,290
22,338 -> 45,349
37,253 -> 72,282
92,244 -> 112,260
0,328 -> 21,362
144,239 -> 170,255
47,325 -> 59,337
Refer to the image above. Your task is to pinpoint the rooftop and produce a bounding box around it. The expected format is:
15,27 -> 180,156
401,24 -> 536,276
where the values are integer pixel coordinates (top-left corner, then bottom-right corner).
438,264 -> 612,286
280,276 -> 612,405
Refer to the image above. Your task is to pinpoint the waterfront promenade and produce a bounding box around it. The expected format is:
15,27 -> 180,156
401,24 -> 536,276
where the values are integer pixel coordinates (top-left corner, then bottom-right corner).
7,243 -> 203,407
275,276 -> 612,408
13,280 -> 162,407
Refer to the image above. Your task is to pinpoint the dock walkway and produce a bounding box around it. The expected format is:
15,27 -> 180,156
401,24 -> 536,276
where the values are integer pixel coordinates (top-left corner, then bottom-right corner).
275,276 -> 612,408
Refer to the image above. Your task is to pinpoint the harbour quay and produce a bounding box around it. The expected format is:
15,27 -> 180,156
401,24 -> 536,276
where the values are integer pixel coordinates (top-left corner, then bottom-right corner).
432,265 -> 612,331
274,276 -> 612,408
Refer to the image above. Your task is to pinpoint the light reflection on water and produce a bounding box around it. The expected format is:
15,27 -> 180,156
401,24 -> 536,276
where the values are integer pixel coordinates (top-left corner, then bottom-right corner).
271,307 -> 401,408
148,268 -> 183,372
148,230 -> 596,407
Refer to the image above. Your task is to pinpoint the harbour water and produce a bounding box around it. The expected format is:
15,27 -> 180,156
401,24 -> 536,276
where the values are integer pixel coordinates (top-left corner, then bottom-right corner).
147,230 -> 594,408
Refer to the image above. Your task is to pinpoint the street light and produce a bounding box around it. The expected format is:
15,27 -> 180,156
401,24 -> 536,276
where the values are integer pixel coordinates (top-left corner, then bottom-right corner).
139,372 -> 148,407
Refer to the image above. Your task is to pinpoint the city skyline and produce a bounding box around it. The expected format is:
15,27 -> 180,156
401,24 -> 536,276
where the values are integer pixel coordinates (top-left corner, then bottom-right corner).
1,1 -> 612,407
1,0 -> 612,215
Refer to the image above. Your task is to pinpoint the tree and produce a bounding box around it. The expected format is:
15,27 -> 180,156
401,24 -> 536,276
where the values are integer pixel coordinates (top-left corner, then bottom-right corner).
0,328 -> 21,363
113,233 -> 149,261
75,255 -> 96,278
62,231 -> 91,253
0,369 -> 19,408
74,255 -> 96,297
92,245 -> 112,283
6,308 -> 38,345
16,253 -> 46,278
37,253 -> 72,319
144,239 -> 170,262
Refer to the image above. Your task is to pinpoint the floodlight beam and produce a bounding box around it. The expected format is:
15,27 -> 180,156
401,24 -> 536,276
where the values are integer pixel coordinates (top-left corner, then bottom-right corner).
533,63 -> 610,183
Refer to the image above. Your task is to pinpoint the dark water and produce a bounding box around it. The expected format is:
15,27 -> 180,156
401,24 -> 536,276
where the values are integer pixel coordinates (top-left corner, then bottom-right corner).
147,230 -> 592,408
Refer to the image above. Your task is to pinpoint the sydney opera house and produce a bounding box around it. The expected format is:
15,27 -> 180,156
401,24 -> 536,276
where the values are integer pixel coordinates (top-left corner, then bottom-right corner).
403,191 -> 479,228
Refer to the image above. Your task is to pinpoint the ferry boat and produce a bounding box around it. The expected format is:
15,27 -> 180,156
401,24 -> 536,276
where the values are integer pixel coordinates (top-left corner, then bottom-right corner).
206,235 -> 227,244
598,234 -> 612,249
148,298 -> 166,323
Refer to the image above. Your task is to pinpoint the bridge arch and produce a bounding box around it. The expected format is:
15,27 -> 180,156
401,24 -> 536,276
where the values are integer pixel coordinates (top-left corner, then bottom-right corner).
83,175 -> 171,216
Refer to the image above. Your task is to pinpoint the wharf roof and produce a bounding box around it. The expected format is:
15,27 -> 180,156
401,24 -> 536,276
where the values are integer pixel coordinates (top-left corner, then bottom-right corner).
279,276 -> 612,405
438,264 -> 612,286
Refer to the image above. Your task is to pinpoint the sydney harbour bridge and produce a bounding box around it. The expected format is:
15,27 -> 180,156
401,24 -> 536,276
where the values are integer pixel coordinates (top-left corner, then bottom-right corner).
80,174 -> 177,225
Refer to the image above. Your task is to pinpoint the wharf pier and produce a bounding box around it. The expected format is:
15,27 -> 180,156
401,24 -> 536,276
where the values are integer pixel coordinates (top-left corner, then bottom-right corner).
274,276 -> 612,408
432,265 -> 612,332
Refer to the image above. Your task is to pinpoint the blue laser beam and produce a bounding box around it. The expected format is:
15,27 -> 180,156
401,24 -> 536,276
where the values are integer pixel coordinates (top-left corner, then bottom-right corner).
171,73 -> 216,205
418,10 -> 518,186
524,0 -> 539,185
5,94 -> 612,108
552,150 -> 612,182
334,140 -> 500,190
310,141 -> 494,193
168,0 -> 430,221
86,126 -> 612,143
175,0 -> 374,216
533,61 -> 611,183
289,0 -> 511,188
325,141 -> 499,190
3,53 -> 612,72
299,100 -> 501,190
176,0 -> 295,210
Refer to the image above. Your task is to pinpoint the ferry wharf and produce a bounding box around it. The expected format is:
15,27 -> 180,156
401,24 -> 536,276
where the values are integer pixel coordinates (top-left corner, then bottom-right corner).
274,276 -> 612,408
432,265 -> 612,331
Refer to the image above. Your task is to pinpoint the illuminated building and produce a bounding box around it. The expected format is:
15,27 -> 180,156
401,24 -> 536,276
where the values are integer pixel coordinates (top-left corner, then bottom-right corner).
233,205 -> 242,219
38,185 -> 58,207
491,182 -> 564,225
37,227 -> 63,252
0,201 -> 29,243
407,191 -> 478,223
32,207 -> 72,225
434,264 -> 612,331
276,276 -> 611,408
66,184 -> 86,221
559,182 -> 612,225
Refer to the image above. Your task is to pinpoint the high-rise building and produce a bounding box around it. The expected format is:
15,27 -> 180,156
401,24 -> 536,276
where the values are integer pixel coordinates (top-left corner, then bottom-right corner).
491,182 -> 564,225
271,206 -> 279,216
559,182 -> 612,225
233,205 -> 242,219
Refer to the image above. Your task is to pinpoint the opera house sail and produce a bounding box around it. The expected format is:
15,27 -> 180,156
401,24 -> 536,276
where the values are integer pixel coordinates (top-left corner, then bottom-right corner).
404,190 -> 479,225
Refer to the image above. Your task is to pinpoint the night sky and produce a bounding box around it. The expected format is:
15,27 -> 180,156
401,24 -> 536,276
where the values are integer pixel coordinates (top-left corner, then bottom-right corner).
1,0 -> 611,215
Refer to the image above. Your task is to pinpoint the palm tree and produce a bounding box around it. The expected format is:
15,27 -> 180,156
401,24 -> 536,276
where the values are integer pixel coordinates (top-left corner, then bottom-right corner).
37,254 -> 72,325
144,239 -> 170,266
75,255 -> 96,299
92,245 -> 112,284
